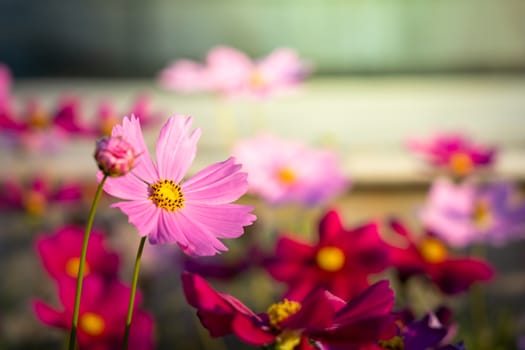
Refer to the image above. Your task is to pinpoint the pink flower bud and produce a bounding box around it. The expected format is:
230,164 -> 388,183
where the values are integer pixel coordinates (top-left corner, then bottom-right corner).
94,136 -> 136,177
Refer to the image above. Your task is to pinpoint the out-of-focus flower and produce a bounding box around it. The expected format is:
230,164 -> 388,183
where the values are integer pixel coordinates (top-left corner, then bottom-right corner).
182,272 -> 395,350
33,276 -> 154,350
408,133 -> 496,177
0,175 -> 84,216
420,178 -> 525,247
35,225 -> 119,281
95,136 -> 137,177
386,219 -> 494,295
265,210 -> 390,301
233,134 -> 349,206
0,63 -> 11,108
159,46 -> 310,98
100,115 -> 256,256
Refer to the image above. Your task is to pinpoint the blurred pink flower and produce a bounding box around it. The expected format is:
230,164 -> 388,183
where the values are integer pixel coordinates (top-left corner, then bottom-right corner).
182,272 -> 395,350
100,115 -> 256,256
35,225 -> 119,281
233,134 -> 349,206
34,276 -> 154,350
420,178 -> 525,247
159,46 -> 310,98
0,175 -> 84,216
408,133 -> 496,177
265,209 -> 390,301
0,63 -> 11,108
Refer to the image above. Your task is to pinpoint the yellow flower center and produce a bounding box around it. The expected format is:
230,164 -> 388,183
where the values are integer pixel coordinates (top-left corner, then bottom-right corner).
24,191 -> 47,216
449,152 -> 473,176
267,299 -> 301,329
249,70 -> 267,89
277,168 -> 296,185
275,330 -> 302,350
472,200 -> 492,229
80,312 -> 105,336
379,335 -> 405,350
28,110 -> 49,129
100,116 -> 118,136
316,246 -> 345,272
65,257 -> 90,278
149,179 -> 185,212
419,237 -> 447,263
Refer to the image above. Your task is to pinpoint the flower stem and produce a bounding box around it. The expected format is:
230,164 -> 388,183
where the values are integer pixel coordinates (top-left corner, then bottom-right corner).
122,235 -> 147,350
68,174 -> 108,350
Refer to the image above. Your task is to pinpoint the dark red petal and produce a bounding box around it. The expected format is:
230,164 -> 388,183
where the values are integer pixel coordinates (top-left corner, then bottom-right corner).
319,210 -> 344,242
231,313 -> 275,346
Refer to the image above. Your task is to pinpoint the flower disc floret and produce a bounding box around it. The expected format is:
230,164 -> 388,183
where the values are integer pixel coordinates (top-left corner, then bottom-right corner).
149,179 -> 184,211
266,299 -> 301,329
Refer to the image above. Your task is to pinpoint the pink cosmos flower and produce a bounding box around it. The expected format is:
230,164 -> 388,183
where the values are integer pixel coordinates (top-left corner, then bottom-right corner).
420,178 -> 525,247
35,225 -> 119,281
34,276 -> 154,350
407,133 -> 496,177
233,134 -> 349,206
159,46 -> 310,98
182,272 -> 395,350
265,210 -> 390,301
100,115 -> 256,256
386,219 -> 494,295
0,175 -> 84,216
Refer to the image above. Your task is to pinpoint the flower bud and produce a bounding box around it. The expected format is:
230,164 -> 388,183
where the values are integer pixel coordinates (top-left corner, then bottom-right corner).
94,136 -> 136,177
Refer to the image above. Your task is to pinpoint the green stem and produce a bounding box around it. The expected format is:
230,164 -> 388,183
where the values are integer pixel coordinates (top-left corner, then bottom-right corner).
68,174 -> 108,350
122,236 -> 147,350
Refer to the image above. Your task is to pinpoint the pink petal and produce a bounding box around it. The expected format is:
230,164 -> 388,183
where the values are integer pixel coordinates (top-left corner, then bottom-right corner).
182,203 -> 255,239
183,157 -> 248,204
176,210 -> 229,256
155,115 -> 200,181
148,210 -> 190,248
99,170 -> 150,201
231,313 -> 275,346
319,210 -> 344,242
33,300 -> 67,328
111,200 -> 160,237
111,115 -> 158,181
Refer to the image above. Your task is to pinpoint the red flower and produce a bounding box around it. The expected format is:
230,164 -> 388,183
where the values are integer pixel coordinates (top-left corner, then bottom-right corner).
387,219 -> 494,295
33,276 -> 155,350
265,209 -> 390,301
182,272 -> 395,350
35,225 -> 119,281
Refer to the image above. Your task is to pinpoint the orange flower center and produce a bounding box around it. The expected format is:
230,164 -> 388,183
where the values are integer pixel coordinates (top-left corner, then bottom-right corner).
80,312 -> 105,336
472,200 -> 492,229
100,116 -> 118,136
149,179 -> 185,212
249,70 -> 267,89
28,110 -> 49,129
419,237 -> 447,263
65,257 -> 90,278
277,168 -> 296,185
316,246 -> 345,272
24,191 -> 47,216
266,299 -> 301,330
449,152 -> 473,176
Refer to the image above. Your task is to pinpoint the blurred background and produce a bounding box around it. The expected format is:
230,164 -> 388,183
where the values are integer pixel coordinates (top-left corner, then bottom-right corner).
1,1 -> 525,349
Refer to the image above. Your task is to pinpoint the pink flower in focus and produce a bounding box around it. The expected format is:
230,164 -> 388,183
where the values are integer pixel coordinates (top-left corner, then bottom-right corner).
100,115 -> 256,256
95,136 -> 137,177
0,175 -> 84,216
34,276 -> 154,350
408,133 -> 496,177
182,272 -> 395,350
35,225 -> 119,281
420,178 -> 525,247
265,210 -> 390,301
234,134 -> 349,206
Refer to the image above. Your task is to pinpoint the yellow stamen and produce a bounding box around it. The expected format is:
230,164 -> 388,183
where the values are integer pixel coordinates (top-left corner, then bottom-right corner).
449,152 -> 473,176
277,168 -> 296,185
419,237 -> 447,263
378,335 -> 405,350
267,299 -> 301,329
275,330 -> 302,350
249,70 -> 266,88
79,312 -> 105,336
65,257 -> 90,278
149,179 -> 185,211
316,246 -> 345,272
472,200 -> 492,229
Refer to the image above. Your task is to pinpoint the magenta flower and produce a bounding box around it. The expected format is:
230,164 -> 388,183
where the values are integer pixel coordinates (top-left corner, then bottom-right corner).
233,134 -> 349,206
182,272 -> 395,350
387,219 -> 494,295
159,59 -> 211,93
408,133 -> 496,176
35,225 -> 119,281
0,175 -> 84,215
95,136 -> 137,177
265,210 -> 390,301
420,178 -> 525,247
0,63 -> 11,108
100,115 -> 256,256
34,276 -> 154,350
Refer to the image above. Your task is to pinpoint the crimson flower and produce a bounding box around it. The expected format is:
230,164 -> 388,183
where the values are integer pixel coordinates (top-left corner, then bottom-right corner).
34,276 -> 154,350
182,272 -> 395,350
265,209 -> 390,301
386,219 -> 494,295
